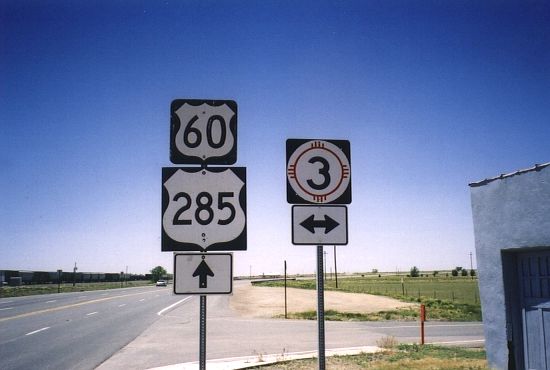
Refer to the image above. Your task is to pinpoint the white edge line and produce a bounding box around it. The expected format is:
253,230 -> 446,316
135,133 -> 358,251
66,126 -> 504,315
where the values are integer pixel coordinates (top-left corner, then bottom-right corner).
26,327 -> 50,336
157,297 -> 193,316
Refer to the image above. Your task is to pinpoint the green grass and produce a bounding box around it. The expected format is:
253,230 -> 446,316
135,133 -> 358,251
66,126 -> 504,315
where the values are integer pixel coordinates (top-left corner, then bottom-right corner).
328,276 -> 480,304
277,308 -> 421,321
248,344 -> 488,369
254,275 -> 482,321
258,275 -> 480,304
0,281 -> 152,298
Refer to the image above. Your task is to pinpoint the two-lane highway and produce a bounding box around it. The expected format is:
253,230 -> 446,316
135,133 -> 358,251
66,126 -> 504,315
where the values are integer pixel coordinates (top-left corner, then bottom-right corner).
0,286 -> 192,370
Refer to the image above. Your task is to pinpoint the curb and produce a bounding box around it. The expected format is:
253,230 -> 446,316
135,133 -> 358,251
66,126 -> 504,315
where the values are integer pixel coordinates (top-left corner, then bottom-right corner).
148,346 -> 383,370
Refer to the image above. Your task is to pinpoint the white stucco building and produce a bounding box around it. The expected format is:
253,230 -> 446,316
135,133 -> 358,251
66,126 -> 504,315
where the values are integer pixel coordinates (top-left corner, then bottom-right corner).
470,163 -> 550,370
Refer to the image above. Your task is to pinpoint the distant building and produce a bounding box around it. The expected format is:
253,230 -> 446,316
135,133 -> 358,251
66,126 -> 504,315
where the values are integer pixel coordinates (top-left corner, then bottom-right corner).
470,163 -> 550,370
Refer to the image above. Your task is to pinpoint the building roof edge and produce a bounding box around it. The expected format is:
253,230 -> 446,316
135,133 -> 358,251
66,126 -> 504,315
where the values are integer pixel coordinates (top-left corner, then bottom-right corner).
469,162 -> 550,188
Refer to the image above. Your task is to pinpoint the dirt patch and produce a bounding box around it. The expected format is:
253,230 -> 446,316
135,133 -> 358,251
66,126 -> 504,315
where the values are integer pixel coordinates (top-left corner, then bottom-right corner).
229,282 -> 417,318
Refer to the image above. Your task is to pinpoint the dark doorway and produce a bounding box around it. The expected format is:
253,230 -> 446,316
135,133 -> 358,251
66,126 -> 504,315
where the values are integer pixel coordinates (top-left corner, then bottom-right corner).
504,248 -> 550,370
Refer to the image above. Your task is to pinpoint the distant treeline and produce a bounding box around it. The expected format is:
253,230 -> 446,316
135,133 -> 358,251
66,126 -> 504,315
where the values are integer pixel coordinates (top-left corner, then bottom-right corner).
0,269 -> 151,285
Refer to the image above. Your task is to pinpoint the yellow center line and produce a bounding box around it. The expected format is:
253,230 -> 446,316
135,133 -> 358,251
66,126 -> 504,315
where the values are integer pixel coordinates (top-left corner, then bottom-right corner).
0,289 -> 157,323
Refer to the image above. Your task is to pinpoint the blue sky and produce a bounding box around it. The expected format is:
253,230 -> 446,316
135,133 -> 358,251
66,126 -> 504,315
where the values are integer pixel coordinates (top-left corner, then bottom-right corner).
1,1 -> 549,276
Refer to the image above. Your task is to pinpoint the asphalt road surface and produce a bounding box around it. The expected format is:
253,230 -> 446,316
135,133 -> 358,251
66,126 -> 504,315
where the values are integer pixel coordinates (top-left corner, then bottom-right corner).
1,282 -> 484,370
0,286 -> 185,370
99,288 -> 485,369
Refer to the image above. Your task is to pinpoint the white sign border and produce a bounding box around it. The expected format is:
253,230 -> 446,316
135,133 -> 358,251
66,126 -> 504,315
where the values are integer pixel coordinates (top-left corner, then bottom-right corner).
291,205 -> 348,245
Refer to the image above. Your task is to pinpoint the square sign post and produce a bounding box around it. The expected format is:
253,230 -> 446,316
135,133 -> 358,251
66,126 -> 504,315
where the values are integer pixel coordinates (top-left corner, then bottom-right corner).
162,99 -> 246,370
286,138 -> 351,370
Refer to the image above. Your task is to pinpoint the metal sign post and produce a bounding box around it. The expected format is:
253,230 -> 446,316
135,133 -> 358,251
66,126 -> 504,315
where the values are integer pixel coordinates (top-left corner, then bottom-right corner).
286,138 -> 352,370
199,295 -> 207,370
163,99 -> 246,369
316,246 -> 326,370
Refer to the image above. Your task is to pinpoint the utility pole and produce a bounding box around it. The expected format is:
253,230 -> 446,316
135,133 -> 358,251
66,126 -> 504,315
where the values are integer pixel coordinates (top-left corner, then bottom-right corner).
73,262 -> 77,287
470,252 -> 474,279
57,269 -> 62,293
284,260 -> 288,319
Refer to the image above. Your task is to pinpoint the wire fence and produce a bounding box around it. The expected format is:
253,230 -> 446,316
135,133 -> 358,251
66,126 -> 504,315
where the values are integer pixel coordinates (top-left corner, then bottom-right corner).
323,277 -> 480,305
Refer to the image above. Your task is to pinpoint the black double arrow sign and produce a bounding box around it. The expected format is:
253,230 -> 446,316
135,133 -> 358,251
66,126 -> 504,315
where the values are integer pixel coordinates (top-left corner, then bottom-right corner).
299,214 -> 340,234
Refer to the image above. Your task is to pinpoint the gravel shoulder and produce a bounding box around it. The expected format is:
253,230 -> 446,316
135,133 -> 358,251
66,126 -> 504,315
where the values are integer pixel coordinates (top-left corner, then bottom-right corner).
229,281 -> 417,318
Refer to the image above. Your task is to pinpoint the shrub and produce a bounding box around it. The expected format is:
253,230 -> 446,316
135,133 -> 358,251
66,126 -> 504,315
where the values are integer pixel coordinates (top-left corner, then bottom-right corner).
377,336 -> 398,349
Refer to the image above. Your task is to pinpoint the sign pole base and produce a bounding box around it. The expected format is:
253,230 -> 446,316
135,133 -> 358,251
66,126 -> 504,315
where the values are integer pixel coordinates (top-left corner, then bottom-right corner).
316,245 -> 326,370
200,295 -> 207,370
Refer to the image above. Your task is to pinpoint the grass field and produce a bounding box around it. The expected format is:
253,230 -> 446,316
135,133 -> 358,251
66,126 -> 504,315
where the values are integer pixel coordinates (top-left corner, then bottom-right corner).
0,280 -> 152,298
248,344 -> 488,369
255,274 -> 482,321
328,275 -> 479,304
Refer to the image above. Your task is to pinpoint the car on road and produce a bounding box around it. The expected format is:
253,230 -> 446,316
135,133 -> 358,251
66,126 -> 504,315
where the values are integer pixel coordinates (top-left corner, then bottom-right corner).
155,280 -> 167,287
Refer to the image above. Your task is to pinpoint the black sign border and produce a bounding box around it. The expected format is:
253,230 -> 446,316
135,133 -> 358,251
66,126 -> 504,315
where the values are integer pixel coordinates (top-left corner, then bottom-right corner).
162,166 -> 247,251
286,138 -> 352,204
170,99 -> 238,165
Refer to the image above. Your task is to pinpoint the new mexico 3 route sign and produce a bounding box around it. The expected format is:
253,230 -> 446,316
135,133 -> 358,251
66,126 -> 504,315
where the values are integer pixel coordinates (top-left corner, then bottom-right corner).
286,139 -> 351,204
